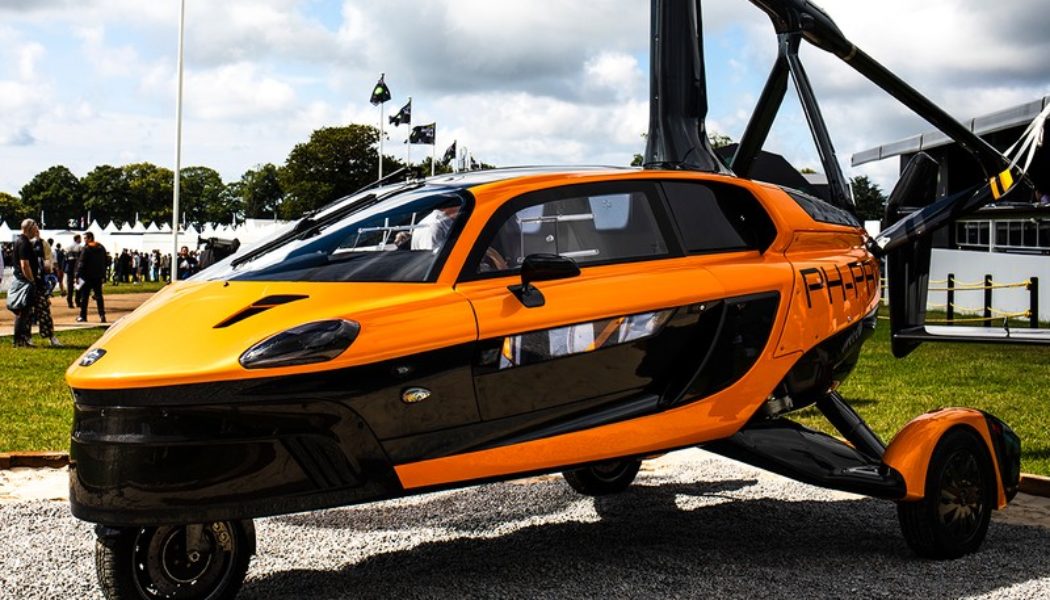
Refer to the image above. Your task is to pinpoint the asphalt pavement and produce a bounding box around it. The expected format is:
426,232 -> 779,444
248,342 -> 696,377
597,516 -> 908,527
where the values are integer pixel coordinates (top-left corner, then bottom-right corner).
1,449 -> 1047,599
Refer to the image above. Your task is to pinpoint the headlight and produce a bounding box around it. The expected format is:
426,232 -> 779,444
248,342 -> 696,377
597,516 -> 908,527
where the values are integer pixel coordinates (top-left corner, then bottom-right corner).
79,348 -> 107,367
239,320 -> 360,369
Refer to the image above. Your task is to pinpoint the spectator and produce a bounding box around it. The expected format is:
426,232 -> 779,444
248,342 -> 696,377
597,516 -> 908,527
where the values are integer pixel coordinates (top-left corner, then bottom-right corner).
31,235 -> 61,347
177,246 -> 197,280
10,219 -> 41,347
54,242 -> 66,294
64,234 -> 83,308
161,252 -> 171,282
76,232 -> 108,324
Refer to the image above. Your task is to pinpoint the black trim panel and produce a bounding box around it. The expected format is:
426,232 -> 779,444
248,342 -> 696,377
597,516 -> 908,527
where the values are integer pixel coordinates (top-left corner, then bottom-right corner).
70,401 -> 403,526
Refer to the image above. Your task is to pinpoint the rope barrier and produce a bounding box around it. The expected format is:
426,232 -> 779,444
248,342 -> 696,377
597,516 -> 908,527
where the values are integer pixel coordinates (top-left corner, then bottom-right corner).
925,313 -> 1029,324
928,281 -> 1031,292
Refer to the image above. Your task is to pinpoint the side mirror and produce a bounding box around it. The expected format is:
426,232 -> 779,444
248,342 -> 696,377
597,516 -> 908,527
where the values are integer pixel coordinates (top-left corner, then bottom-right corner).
510,253 -> 580,308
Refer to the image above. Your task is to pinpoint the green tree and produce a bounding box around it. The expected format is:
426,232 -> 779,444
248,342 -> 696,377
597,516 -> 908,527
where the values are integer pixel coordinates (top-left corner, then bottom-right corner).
417,156 -> 455,178
19,165 -> 84,227
179,166 -> 230,227
237,163 -> 283,219
708,132 -> 734,149
82,165 -> 133,225
279,124 -> 401,218
631,154 -> 644,167
124,163 -> 174,225
850,175 -> 886,222
0,191 -> 30,225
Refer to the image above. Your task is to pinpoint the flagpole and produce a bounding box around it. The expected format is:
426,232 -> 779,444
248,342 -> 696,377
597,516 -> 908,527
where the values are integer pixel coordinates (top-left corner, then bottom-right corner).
405,96 -> 411,168
384,99 -> 388,180
172,0 -> 185,282
431,135 -> 436,177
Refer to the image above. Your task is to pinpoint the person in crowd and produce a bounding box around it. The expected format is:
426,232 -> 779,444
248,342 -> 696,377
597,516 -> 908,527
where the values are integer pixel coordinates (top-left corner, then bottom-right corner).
177,246 -> 198,280
64,234 -> 82,308
76,232 -> 107,324
31,234 -> 61,346
1,242 -> 12,270
131,251 -> 141,285
53,242 -> 66,295
10,219 -> 41,347
161,252 -> 171,282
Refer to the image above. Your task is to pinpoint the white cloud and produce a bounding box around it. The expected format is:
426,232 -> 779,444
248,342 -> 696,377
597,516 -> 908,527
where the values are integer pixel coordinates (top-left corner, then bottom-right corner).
182,64 -> 298,121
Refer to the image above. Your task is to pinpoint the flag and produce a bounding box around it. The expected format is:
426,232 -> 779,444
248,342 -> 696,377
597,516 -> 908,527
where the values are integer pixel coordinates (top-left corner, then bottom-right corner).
369,74 -> 391,105
409,122 -> 436,145
441,140 -> 457,165
389,99 -> 411,126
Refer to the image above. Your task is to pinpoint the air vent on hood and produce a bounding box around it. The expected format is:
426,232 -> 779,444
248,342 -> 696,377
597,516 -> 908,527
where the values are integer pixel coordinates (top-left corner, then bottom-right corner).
214,294 -> 309,329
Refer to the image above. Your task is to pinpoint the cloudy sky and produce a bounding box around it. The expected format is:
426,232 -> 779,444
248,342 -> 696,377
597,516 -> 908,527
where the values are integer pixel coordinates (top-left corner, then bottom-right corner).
1,0 -> 1049,197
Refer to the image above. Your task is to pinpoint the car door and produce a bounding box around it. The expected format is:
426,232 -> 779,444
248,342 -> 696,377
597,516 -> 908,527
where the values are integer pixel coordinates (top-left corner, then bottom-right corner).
454,180 -> 728,424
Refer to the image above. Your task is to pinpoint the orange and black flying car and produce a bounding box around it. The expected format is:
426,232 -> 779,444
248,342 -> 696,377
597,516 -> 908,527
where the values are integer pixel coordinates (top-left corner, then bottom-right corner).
68,1 -> 1034,599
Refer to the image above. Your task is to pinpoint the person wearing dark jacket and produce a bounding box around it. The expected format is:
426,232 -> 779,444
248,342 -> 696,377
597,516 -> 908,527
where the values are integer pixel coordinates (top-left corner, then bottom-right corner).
75,232 -> 107,323
10,219 -> 41,347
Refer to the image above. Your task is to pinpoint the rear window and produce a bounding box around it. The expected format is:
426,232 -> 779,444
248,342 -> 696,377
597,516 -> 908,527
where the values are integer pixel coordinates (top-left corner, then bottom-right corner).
661,181 -> 777,253
785,189 -> 860,227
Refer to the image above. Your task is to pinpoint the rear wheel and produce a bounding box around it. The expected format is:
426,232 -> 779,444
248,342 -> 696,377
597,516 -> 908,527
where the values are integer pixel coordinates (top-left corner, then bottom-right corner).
95,520 -> 255,600
897,429 -> 996,559
563,459 -> 642,496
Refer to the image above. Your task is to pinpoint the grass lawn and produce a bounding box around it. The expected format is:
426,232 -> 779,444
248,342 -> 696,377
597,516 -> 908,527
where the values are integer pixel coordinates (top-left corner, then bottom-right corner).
0,328 -> 102,453
1,320 -> 1048,476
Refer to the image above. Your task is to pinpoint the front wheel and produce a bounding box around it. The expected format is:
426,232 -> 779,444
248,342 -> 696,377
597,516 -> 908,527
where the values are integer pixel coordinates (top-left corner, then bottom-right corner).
563,459 -> 642,496
95,520 -> 255,600
897,428 -> 996,559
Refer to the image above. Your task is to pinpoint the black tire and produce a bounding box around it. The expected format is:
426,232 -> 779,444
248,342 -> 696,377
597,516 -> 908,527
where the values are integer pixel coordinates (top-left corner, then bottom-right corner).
897,428 -> 996,560
563,459 -> 642,496
95,520 -> 255,600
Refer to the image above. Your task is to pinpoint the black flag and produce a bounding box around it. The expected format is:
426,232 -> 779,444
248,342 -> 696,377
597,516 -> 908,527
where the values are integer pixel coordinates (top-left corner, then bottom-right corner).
370,74 -> 391,105
442,140 -> 457,165
389,99 -> 411,126
409,123 -> 436,145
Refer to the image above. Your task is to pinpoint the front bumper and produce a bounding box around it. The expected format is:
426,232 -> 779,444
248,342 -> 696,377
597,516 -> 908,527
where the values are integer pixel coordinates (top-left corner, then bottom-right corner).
70,397 -> 402,526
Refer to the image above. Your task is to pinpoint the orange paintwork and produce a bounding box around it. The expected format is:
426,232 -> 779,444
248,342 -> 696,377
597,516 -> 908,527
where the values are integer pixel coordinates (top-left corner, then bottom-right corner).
883,408 -> 1007,508
66,280 -> 476,389
776,231 -> 881,358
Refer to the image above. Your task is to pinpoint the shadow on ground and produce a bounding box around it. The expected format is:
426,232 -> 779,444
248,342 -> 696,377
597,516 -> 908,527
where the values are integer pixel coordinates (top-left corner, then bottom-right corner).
244,477 -> 1050,599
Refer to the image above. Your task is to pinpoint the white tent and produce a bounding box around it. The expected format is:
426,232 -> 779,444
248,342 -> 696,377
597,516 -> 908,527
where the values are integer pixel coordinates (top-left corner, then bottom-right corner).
131,220 -> 146,233
104,220 -> 119,233
146,221 -> 160,233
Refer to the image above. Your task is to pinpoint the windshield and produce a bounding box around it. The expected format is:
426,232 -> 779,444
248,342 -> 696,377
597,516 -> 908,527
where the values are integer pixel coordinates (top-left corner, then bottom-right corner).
200,187 -> 470,283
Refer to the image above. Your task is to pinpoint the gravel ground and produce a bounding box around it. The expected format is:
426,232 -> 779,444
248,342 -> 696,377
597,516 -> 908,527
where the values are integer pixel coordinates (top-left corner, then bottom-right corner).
1,449 -> 1048,599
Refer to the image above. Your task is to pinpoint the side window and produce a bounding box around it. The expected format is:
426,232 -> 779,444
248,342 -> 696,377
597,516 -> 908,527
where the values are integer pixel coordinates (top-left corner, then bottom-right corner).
476,189 -> 667,274
662,181 -> 777,253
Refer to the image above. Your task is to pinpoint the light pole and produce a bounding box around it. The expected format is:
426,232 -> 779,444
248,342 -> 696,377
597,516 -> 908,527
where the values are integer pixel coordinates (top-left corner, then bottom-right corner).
171,0 -> 186,282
